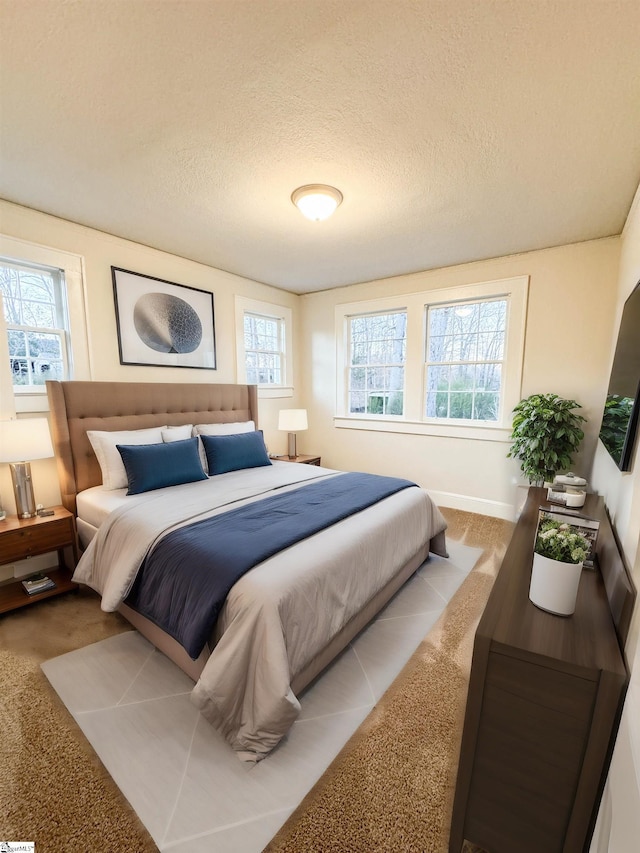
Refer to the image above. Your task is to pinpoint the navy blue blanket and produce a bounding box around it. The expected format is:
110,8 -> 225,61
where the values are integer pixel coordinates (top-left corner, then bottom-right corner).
125,472 -> 416,658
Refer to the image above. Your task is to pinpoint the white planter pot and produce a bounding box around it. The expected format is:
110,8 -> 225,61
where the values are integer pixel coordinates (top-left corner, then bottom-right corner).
529,552 -> 583,616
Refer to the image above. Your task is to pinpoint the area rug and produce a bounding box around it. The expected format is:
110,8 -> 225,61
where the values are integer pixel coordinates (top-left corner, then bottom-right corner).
40,539 -> 482,853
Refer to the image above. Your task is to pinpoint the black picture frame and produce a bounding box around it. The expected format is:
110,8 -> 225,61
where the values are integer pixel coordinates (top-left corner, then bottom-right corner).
111,267 -> 216,370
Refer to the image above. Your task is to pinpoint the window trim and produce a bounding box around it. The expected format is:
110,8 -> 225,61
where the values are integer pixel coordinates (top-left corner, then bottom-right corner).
335,275 -> 529,441
423,294 -> 508,425
243,309 -> 285,386
0,234 -> 90,413
3,261 -> 70,394
235,296 -> 293,398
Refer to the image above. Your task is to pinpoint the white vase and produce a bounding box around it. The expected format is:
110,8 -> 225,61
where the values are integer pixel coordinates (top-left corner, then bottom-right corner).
529,552 -> 583,616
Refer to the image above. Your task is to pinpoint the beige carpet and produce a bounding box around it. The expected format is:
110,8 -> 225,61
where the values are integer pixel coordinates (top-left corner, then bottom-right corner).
0,508 -> 511,852
0,586 -> 157,851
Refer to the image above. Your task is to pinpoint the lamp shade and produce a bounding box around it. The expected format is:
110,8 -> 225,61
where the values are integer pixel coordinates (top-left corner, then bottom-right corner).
0,418 -> 54,462
278,409 -> 308,432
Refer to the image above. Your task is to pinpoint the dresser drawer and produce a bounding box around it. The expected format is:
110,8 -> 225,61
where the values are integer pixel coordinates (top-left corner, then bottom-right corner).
0,517 -> 75,563
486,651 -> 597,723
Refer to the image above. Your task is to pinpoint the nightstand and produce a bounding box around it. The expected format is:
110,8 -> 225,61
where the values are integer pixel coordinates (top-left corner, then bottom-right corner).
0,506 -> 79,614
273,454 -> 321,466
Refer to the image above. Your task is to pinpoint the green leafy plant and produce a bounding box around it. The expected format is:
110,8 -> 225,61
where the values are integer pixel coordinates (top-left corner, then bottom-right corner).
534,518 -> 590,564
507,393 -> 586,484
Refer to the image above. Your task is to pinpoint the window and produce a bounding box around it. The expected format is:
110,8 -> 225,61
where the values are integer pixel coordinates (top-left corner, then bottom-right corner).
1,260 -> 69,391
235,296 -> 293,397
243,311 -> 284,385
348,311 -> 406,416
335,276 -> 528,441
425,298 -> 506,422
0,235 -> 88,413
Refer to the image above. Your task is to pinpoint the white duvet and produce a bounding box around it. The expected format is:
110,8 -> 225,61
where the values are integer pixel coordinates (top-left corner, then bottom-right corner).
73,462 -> 447,761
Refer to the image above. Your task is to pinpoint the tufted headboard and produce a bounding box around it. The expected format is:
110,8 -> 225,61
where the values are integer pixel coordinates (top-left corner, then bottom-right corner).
46,380 -> 259,514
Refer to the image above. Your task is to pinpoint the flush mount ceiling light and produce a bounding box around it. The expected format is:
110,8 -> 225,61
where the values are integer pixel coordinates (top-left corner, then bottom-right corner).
291,184 -> 343,221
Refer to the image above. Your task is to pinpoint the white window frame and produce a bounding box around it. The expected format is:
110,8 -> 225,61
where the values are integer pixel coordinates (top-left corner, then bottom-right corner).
3,261 -> 70,393
424,295 -> 508,425
0,235 -> 90,413
345,308 -> 408,418
235,296 -> 293,398
335,276 -> 529,442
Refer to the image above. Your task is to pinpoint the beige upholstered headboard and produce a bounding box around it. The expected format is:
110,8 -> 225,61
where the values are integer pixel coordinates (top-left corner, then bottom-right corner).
46,381 -> 259,514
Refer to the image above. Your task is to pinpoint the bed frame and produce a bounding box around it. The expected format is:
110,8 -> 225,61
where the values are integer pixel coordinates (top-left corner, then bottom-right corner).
46,380 -> 433,689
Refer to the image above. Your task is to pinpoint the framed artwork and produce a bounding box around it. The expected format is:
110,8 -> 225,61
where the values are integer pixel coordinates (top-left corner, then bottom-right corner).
111,267 -> 216,370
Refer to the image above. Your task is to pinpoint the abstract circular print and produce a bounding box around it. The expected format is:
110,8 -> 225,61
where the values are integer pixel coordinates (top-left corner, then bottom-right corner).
133,292 -> 203,354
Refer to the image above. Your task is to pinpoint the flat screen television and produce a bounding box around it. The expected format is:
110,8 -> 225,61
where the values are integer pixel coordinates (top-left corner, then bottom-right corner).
598,280 -> 640,471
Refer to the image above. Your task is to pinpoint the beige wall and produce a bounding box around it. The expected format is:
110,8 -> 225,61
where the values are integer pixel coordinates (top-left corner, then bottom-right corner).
590,182 -> 640,657
589,184 -> 640,853
0,199 -> 626,523
591,185 -> 640,579
0,199 -> 303,515
300,238 -> 620,517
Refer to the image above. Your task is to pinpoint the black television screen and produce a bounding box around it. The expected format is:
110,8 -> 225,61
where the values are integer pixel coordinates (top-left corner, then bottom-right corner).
599,280 -> 640,471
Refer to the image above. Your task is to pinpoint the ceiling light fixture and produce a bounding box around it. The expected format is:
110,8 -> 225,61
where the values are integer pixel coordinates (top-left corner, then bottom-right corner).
291,184 -> 343,221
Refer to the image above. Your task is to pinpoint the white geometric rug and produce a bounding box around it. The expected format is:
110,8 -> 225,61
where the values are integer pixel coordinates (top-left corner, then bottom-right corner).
42,540 -> 481,853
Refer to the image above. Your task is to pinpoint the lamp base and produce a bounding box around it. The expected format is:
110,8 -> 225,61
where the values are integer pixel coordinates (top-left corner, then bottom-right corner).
9,461 -> 37,518
287,432 -> 297,459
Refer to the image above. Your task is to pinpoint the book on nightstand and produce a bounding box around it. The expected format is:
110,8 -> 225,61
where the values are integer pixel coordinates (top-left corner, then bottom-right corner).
22,574 -> 57,595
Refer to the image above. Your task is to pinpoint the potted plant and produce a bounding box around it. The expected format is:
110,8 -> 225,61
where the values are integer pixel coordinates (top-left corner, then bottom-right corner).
508,393 -> 586,485
529,518 -> 590,615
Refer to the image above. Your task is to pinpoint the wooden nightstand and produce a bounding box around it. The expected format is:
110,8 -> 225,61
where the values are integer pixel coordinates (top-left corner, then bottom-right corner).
273,454 -> 321,466
0,506 -> 79,614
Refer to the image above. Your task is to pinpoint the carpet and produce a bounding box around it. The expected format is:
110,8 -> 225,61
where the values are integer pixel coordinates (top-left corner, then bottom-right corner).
0,600 -> 156,852
0,507 -> 511,852
40,539 -> 481,852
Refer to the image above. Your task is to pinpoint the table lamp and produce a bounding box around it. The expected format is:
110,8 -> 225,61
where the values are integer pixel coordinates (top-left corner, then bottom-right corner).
0,418 -> 54,518
278,409 -> 308,458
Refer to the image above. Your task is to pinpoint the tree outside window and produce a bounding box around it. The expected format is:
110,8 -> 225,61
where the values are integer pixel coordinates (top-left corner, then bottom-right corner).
243,311 -> 284,385
425,298 -> 506,422
1,261 -> 69,389
348,311 -> 406,416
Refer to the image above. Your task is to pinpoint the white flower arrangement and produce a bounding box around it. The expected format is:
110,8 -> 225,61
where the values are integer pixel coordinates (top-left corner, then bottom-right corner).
534,518 -> 590,565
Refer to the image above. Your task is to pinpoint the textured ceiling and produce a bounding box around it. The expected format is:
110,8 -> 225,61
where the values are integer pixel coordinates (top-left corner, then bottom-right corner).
1,0 -> 639,293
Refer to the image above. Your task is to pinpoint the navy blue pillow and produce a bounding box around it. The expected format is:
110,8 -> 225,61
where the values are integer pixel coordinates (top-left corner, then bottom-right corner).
201,430 -> 272,475
116,437 -> 207,495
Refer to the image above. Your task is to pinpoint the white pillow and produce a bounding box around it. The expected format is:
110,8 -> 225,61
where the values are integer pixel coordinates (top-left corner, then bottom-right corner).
193,421 -> 255,437
87,426 -> 166,490
162,424 -> 194,442
193,421 -> 256,472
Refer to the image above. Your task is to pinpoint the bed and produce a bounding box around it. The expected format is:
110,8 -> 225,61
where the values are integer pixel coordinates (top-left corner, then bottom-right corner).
47,380 -> 447,761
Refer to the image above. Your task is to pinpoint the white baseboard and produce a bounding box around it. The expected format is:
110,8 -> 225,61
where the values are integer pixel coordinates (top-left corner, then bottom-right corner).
429,489 -> 515,520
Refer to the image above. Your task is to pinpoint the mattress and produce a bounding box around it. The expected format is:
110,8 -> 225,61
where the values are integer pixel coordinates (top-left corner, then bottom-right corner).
76,484 -> 146,548
76,485 -> 129,529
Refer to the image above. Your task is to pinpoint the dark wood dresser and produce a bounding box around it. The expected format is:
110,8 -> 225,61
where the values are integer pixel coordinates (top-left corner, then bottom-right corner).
449,487 -> 635,853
